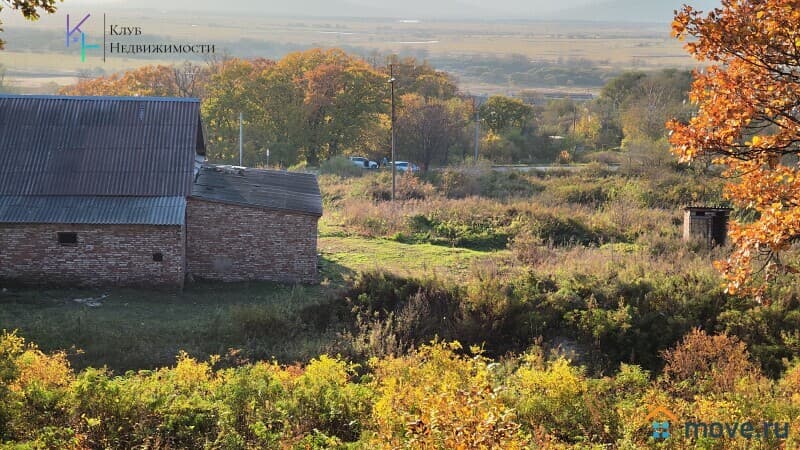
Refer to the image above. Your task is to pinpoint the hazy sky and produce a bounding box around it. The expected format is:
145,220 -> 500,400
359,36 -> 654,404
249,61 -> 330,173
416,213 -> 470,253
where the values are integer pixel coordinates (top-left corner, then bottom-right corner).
67,0 -> 722,22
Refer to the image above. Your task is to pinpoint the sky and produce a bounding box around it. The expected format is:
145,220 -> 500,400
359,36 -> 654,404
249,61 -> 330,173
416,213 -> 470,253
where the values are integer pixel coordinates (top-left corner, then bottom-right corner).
67,0 -> 722,22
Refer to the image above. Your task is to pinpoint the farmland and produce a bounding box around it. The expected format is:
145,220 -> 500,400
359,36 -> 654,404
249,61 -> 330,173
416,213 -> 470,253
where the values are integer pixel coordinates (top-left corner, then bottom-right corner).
0,10 -> 697,94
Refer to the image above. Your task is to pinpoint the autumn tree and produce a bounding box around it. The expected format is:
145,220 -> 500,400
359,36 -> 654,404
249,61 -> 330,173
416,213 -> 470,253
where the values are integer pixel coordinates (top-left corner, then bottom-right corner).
479,96 -> 533,134
268,49 -> 386,166
621,69 -> 692,141
669,0 -> 800,298
383,55 -> 458,100
201,58 -> 271,163
396,93 -> 470,171
60,62 -> 210,97
0,0 -> 59,49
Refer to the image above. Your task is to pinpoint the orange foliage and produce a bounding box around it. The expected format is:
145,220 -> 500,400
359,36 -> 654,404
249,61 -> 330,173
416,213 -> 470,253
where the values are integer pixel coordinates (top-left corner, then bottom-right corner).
668,0 -> 800,299
59,63 -> 212,98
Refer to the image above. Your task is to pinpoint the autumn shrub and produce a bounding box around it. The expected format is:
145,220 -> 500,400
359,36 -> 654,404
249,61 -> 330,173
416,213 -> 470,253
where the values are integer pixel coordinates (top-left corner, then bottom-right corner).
438,166 -> 482,198
0,331 -> 24,439
286,355 -> 373,442
3,330 -> 800,448
319,155 -> 364,177
0,332 -> 76,447
509,229 -> 556,265
360,170 -> 436,201
549,181 -> 612,206
660,329 -> 760,398
477,170 -> 544,199
369,342 -> 529,449
335,271 -> 465,358
505,352 -> 618,444
213,362 -> 289,447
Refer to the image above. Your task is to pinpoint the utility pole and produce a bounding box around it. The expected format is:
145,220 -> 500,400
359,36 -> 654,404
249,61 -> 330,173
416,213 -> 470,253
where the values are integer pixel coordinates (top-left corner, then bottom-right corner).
238,112 -> 243,166
389,64 -> 397,203
473,96 -> 480,162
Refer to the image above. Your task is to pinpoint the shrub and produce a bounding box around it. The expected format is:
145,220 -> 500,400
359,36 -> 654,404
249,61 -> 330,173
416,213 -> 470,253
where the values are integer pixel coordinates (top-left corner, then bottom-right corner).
661,329 -> 760,397
319,155 -> 363,177
507,353 -> 616,443
288,355 -> 373,441
370,342 -> 528,449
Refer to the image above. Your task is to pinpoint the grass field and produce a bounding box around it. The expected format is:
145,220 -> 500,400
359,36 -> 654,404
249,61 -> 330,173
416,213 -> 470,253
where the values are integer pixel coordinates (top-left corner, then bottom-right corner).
0,231 -> 503,371
319,236 -> 508,282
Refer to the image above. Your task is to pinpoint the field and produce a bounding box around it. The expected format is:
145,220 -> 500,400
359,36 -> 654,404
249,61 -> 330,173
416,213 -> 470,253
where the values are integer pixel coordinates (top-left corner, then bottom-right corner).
0,210 -> 506,371
4,161 -> 800,448
0,10 -> 698,94
0,160 -> 740,372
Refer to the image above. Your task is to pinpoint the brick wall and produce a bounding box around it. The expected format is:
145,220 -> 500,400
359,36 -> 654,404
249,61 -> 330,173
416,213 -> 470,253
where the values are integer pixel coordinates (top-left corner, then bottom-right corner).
186,198 -> 319,283
0,224 -> 184,287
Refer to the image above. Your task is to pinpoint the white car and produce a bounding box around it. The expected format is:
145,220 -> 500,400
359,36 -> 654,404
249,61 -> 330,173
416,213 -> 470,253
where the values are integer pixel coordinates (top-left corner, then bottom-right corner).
392,161 -> 420,173
349,156 -> 378,169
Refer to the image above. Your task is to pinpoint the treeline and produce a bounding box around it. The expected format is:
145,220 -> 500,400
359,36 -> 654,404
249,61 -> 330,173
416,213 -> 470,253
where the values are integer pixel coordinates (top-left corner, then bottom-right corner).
433,53 -> 617,88
61,49 -> 692,168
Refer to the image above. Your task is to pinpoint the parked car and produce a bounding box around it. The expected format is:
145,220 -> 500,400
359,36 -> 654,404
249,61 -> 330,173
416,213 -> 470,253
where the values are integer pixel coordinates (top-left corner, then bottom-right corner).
392,161 -> 420,173
349,156 -> 378,169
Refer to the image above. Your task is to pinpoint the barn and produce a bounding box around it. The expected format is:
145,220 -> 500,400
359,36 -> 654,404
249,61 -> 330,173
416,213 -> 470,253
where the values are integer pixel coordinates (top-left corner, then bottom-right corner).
0,94 -> 322,287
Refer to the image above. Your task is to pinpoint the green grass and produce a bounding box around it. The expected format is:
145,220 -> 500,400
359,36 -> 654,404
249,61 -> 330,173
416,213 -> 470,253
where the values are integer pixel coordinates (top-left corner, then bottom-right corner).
319,236 -> 509,282
0,281 -> 334,372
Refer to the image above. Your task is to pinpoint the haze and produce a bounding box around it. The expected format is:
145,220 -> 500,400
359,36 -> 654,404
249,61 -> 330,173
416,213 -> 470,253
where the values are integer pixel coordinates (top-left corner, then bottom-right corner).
71,0 -> 721,22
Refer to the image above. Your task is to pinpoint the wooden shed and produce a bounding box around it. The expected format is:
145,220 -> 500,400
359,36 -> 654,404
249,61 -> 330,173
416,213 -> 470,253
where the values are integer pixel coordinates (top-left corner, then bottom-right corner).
683,206 -> 732,247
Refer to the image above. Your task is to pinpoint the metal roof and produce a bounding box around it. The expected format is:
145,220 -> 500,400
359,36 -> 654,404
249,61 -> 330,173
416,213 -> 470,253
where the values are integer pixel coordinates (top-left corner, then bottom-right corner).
0,95 -> 204,197
191,166 -> 323,216
0,196 -> 186,225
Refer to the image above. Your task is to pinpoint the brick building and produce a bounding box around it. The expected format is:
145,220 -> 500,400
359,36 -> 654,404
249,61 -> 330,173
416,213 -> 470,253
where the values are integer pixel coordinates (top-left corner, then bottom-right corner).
0,95 -> 322,287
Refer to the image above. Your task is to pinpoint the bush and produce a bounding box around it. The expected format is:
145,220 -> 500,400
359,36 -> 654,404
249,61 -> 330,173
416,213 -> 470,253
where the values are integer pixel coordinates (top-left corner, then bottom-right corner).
370,342 -> 528,449
660,329 -> 760,397
319,155 -> 363,177
2,330 -> 800,448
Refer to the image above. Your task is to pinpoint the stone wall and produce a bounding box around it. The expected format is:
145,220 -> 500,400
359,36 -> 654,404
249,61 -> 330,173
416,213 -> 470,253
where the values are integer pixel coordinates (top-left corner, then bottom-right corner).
0,224 -> 184,287
186,198 -> 319,283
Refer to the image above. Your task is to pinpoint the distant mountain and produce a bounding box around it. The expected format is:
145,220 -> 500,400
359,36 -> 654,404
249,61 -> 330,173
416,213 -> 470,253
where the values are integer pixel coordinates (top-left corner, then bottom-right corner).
546,0 -> 722,23
83,0 -> 590,20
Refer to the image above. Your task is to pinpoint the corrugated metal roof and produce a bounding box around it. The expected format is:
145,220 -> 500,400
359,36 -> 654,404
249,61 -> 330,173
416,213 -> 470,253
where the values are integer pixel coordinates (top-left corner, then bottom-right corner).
0,196 -> 186,225
0,95 -> 203,196
191,166 -> 323,216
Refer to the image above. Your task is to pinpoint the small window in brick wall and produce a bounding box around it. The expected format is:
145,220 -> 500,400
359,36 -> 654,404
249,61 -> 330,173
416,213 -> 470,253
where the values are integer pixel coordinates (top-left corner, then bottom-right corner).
57,232 -> 78,246
152,252 -> 164,262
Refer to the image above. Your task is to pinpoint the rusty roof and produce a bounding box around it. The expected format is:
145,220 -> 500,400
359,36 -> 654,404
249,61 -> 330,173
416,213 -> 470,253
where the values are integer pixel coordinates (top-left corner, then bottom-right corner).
191,165 -> 322,216
0,95 -> 204,197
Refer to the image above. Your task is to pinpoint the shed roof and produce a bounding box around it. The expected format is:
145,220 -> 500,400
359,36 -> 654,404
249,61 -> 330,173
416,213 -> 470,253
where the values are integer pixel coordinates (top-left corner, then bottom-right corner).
0,95 -> 204,197
191,166 -> 322,216
684,206 -> 733,212
0,196 -> 186,225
